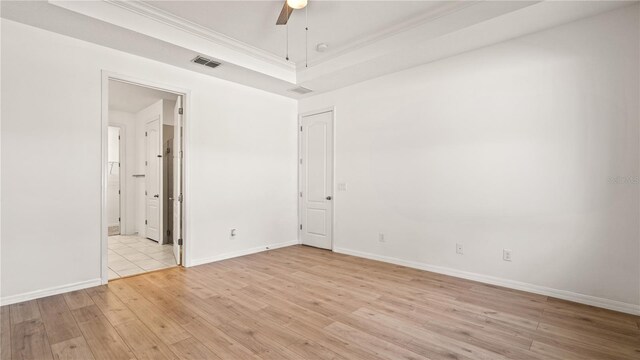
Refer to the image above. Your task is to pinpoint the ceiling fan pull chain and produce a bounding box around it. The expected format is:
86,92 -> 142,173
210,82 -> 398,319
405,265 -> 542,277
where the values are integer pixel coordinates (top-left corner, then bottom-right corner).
305,5 -> 309,68
286,6 -> 290,61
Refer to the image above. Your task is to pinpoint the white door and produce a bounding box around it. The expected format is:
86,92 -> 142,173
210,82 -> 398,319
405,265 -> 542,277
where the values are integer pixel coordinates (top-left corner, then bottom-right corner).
145,116 -> 162,241
172,96 -> 183,264
300,110 -> 333,250
107,126 -> 121,234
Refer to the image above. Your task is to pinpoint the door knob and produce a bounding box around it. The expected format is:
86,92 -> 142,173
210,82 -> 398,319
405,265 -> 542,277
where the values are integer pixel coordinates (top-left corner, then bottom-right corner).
326,196 -> 332,200
154,194 -> 159,198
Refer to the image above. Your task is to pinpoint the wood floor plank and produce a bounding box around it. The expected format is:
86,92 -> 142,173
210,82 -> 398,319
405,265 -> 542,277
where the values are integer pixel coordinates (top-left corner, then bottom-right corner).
282,318 -> 382,360
10,300 -> 41,324
363,297 -> 535,350
529,340 -> 603,360
354,307 -> 535,360
84,286 -> 138,326
122,276 -> 201,326
4,245 -> 639,360
11,319 -> 53,360
545,297 -> 639,324
180,316 -> 259,360
538,310 -> 640,345
114,320 -> 178,360
63,290 -> 94,311
377,293 -> 540,336
248,292 -> 334,329
532,324 -> 640,360
324,321 -> 428,360
69,305 -> 103,325
536,321 -> 640,353
169,337 -> 221,360
216,318 -> 301,359
287,339 -> 349,360
108,281 -> 191,345
71,305 -> 135,360
1,306 -> 11,360
49,336 -> 95,360
38,295 -> 83,345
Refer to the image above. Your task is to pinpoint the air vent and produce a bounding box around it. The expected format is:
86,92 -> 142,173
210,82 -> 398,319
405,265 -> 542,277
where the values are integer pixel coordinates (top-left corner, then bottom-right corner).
191,55 -> 221,69
288,86 -> 313,95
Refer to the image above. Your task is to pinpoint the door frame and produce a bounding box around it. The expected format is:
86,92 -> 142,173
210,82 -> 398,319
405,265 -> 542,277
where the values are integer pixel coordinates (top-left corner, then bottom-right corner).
298,107 -> 336,250
107,124 -> 126,235
101,71 -> 191,284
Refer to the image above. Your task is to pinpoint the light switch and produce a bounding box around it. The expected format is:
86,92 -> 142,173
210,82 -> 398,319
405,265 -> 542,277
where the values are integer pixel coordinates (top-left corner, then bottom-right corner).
337,183 -> 347,191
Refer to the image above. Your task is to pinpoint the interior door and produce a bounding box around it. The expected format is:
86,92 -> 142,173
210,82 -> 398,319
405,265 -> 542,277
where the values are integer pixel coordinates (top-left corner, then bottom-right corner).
172,96 -> 183,264
107,126 -> 121,235
164,138 -> 173,245
145,116 -> 162,241
300,110 -> 333,250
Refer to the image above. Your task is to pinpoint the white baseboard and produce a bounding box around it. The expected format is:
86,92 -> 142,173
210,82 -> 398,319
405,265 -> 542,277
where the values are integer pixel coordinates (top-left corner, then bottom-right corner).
0,278 -> 102,306
5,245 -> 635,316
190,240 -> 299,267
334,247 -> 640,316
1,240 -> 295,306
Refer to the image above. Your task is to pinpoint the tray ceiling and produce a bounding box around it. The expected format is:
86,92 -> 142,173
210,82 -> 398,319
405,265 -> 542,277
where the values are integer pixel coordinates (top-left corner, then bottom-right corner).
143,1 -> 457,65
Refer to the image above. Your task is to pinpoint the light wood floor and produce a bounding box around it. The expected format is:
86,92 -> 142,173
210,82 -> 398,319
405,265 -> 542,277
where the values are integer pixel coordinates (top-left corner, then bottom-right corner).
2,245 -> 639,360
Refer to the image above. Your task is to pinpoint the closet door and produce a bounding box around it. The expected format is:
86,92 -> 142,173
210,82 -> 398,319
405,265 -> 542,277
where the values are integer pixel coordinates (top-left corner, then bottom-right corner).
145,116 -> 162,241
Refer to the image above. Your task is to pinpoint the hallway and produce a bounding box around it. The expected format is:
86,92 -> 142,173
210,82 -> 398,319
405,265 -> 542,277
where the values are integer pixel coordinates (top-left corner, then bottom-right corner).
108,235 -> 177,279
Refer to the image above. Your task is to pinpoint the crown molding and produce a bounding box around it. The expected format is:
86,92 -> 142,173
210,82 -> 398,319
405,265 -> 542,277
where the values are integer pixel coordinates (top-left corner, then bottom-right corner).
105,0 -> 482,73
104,0 -> 295,71
296,0 -> 483,68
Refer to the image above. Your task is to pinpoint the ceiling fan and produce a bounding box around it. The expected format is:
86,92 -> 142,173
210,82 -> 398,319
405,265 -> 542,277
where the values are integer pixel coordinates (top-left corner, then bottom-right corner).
276,0 -> 308,25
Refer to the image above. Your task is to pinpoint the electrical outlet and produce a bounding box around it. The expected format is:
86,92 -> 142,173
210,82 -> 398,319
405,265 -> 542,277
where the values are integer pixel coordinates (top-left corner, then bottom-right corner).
456,243 -> 463,255
378,233 -> 385,243
338,183 -> 348,191
503,249 -> 512,261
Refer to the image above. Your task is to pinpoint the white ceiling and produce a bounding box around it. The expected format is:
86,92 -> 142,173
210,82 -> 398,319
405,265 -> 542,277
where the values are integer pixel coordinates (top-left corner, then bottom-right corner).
109,80 -> 178,113
2,1 -> 633,98
143,1 -> 457,65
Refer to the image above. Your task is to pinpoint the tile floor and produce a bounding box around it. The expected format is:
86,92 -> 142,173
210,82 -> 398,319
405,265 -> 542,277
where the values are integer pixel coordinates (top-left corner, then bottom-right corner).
107,235 -> 177,280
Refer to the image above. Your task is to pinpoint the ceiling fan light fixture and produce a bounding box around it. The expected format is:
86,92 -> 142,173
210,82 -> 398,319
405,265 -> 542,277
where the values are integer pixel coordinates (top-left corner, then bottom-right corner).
286,0 -> 307,10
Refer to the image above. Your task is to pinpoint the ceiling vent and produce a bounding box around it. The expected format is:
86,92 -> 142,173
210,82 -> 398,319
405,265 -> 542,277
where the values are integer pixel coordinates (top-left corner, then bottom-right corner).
288,86 -> 313,95
192,55 -> 221,69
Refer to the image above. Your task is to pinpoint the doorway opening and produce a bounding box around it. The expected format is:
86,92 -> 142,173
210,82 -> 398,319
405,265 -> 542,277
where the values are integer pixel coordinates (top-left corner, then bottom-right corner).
103,75 -> 187,281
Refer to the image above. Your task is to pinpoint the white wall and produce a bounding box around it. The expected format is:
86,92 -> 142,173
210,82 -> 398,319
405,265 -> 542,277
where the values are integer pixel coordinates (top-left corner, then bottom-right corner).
1,19 -> 298,302
300,6 -> 640,311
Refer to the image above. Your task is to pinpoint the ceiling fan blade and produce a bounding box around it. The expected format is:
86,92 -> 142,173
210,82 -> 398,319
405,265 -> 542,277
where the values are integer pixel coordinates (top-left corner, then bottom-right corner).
276,1 -> 293,25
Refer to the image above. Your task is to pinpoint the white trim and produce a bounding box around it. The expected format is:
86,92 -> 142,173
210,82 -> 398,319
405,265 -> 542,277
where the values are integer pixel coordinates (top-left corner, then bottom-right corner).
104,0 -> 293,71
104,0 -> 477,71
182,92 -> 192,267
334,247 -> 640,316
0,278 -> 102,306
101,73 -> 109,285
297,1 -> 479,68
190,240 -> 299,267
298,107 -> 336,251
101,70 -> 191,282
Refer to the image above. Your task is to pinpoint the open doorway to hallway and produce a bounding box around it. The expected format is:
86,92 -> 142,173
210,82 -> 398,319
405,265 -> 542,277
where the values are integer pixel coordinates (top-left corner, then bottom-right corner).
106,79 -> 184,280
